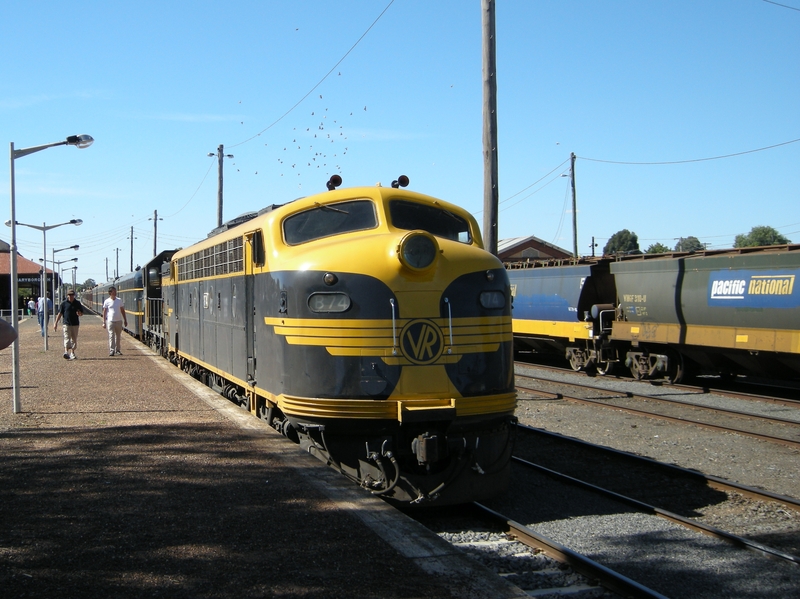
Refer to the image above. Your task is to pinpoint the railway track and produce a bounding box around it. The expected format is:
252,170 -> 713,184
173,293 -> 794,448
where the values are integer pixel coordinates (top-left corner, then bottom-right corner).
407,363 -> 800,596
412,423 -> 800,598
513,424 -> 800,562
516,357 -> 800,407
515,365 -> 800,449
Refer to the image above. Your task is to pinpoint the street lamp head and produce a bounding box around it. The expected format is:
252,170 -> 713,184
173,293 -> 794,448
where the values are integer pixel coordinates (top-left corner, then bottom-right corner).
69,219 -> 83,226
4,220 -> 11,227
71,245 -> 79,250
66,135 -> 94,149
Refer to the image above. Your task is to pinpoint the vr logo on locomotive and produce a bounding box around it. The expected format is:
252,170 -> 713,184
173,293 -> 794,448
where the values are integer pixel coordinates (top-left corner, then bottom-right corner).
400,319 -> 445,364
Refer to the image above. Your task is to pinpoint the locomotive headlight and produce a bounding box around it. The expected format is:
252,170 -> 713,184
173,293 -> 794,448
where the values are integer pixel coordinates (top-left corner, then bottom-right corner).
398,231 -> 438,271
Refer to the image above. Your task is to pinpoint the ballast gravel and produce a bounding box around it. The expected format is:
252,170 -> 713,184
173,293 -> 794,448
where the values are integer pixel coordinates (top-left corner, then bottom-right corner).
506,362 -> 800,599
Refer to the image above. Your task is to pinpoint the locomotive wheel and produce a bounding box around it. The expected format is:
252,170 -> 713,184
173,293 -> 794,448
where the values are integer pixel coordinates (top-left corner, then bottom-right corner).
568,351 -> 582,372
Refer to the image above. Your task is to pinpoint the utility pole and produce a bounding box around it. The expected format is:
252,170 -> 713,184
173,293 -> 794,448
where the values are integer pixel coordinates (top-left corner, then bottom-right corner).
105,258 -> 109,281
570,152 -> 578,258
114,248 -> 120,279
209,145 -> 234,228
149,209 -> 163,256
482,0 -> 499,256
128,226 -> 136,271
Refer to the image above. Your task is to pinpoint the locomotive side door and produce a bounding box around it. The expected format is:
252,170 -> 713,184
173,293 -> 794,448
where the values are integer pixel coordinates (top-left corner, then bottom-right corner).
244,231 -> 259,384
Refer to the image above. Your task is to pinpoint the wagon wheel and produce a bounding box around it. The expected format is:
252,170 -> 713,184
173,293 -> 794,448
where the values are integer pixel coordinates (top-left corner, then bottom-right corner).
568,350 -> 583,372
629,357 -> 644,380
665,350 -> 685,384
596,360 -> 615,376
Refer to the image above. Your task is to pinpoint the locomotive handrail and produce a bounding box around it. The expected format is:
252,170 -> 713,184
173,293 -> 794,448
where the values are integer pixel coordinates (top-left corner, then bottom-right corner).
389,298 -> 398,355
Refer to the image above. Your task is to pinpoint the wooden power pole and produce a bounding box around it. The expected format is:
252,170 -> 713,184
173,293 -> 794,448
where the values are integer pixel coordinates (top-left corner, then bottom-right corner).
482,0 -> 499,256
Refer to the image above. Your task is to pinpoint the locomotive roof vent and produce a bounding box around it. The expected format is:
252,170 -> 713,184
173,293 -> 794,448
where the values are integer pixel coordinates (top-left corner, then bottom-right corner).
207,211 -> 258,238
391,175 -> 409,188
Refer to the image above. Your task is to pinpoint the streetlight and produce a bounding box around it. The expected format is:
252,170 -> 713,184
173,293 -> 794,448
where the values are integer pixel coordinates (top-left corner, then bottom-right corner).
53,256 -> 78,303
52,244 -> 79,303
7,134 -> 93,413
60,265 -> 78,297
7,218 -> 83,351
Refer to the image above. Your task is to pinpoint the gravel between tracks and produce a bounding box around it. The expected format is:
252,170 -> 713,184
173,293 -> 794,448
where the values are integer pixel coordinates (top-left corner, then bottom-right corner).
504,362 -> 800,599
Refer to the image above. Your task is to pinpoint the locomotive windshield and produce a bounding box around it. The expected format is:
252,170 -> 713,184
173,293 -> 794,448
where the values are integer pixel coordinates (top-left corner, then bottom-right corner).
283,200 -> 378,245
389,199 -> 472,243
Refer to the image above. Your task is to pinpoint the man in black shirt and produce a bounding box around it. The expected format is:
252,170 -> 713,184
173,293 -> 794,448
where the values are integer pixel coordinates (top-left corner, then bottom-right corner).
53,289 -> 86,360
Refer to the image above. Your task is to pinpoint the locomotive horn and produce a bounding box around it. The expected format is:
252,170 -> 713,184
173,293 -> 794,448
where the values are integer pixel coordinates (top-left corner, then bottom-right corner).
326,175 -> 342,190
391,175 -> 409,189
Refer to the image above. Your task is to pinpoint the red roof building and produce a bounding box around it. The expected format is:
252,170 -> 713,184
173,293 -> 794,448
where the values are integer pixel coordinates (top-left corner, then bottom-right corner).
0,242 -> 55,313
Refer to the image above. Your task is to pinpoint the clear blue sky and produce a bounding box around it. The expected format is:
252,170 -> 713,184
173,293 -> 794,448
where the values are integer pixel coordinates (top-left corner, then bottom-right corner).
2,0 -> 798,284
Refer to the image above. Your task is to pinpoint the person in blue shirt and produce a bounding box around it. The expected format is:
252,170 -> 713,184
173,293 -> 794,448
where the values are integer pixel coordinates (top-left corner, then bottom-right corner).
37,294 -> 53,337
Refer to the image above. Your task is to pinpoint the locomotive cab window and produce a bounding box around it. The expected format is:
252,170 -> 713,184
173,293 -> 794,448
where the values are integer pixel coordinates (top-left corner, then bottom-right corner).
283,199 -> 377,245
389,199 -> 472,244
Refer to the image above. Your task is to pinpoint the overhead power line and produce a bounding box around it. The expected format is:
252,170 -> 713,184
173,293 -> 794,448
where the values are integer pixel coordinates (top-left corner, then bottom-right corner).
763,0 -> 800,12
579,137 -> 800,165
227,0 -> 396,150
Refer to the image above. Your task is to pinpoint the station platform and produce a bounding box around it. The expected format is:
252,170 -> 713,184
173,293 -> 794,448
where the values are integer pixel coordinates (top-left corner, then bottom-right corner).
0,314 -> 524,599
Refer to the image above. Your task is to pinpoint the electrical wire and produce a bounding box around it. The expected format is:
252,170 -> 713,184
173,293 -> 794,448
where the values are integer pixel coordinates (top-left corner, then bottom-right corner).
226,0 -> 396,150
579,137 -> 800,165
763,0 -> 800,12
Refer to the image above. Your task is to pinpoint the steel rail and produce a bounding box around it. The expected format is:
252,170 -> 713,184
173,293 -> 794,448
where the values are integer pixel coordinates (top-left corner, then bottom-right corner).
515,378 -> 800,449
517,424 -> 800,512
472,503 -> 671,599
515,360 -> 800,408
519,372 -> 800,427
511,455 -> 800,567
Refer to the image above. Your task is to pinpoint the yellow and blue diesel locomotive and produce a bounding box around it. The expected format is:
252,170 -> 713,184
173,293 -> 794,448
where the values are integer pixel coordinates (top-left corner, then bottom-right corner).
157,176 -> 516,505
508,245 -> 800,383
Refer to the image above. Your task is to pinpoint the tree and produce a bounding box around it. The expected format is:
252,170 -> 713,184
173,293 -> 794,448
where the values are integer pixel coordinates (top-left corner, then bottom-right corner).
645,243 -> 670,254
734,226 -> 791,248
674,236 -> 704,252
82,278 -> 97,289
603,230 -> 640,255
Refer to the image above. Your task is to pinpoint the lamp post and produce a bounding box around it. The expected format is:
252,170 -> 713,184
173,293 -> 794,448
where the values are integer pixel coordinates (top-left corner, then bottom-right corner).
53,256 -> 78,303
7,134 -> 93,413
52,244 -> 79,303
8,219 -> 83,351
61,265 -> 78,297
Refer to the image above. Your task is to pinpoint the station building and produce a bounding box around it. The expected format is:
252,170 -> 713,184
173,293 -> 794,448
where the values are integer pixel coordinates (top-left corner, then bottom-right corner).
0,239 -> 56,314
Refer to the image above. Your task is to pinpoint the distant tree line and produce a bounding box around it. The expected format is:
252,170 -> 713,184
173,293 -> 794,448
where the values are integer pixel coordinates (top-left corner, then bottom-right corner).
601,226 -> 790,256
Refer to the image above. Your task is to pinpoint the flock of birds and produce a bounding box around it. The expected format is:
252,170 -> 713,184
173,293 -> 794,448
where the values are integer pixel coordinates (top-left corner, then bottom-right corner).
230,88 -> 369,189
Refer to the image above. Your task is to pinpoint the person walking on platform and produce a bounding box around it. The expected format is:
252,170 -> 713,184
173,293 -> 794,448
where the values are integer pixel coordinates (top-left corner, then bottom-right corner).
53,289 -> 86,360
102,286 -> 127,356
37,294 -> 53,336
27,297 -> 35,317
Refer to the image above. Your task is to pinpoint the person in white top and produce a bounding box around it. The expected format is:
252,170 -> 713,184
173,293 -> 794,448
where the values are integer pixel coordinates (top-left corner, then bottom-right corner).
102,286 -> 128,356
